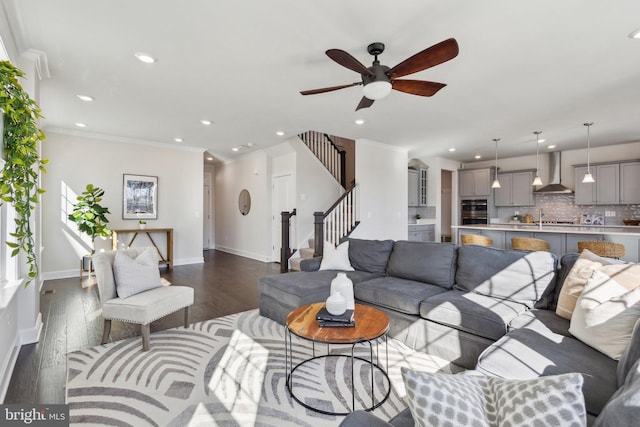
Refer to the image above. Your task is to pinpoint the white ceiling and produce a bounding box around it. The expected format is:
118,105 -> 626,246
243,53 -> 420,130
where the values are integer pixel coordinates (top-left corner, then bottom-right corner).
3,0 -> 640,163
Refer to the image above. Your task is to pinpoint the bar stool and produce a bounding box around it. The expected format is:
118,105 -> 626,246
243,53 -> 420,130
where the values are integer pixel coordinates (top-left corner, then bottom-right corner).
577,241 -> 626,259
511,237 -> 550,251
460,234 -> 493,247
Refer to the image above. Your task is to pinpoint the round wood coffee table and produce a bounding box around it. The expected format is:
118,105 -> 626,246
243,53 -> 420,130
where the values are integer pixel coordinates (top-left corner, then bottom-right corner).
285,302 -> 391,415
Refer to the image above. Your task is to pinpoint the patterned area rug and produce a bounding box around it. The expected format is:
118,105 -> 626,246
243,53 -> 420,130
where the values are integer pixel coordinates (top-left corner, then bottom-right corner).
66,310 -> 452,426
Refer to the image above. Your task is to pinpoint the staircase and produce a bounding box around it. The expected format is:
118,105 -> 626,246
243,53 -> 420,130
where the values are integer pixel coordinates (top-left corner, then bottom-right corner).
289,239 -> 315,271
298,131 -> 347,189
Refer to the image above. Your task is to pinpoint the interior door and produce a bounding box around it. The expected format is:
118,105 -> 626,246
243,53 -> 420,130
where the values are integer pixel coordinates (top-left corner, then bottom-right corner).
272,174 -> 294,262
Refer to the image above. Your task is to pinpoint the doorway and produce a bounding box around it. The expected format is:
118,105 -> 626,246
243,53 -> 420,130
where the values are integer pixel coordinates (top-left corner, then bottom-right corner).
271,173 -> 295,262
440,170 -> 453,242
203,172 -> 213,250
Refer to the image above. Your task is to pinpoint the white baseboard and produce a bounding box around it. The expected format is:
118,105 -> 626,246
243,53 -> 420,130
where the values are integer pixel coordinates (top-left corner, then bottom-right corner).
19,312 -> 42,345
0,335 -> 20,403
215,246 -> 272,262
174,257 -> 204,266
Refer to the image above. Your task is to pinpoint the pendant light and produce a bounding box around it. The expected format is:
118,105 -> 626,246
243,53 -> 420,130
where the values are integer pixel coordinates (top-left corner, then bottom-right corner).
582,122 -> 595,183
532,131 -> 543,186
491,138 -> 501,189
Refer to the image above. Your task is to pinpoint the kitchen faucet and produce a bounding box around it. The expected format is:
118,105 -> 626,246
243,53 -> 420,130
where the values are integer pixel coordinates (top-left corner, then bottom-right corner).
538,208 -> 543,230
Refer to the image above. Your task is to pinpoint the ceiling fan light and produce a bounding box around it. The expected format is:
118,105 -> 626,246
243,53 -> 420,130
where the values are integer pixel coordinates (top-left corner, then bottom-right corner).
532,175 -> 543,186
582,172 -> 595,183
362,81 -> 392,100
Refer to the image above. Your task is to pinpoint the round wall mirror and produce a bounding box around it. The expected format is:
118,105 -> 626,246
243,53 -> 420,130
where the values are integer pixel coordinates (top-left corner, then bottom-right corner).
238,189 -> 251,216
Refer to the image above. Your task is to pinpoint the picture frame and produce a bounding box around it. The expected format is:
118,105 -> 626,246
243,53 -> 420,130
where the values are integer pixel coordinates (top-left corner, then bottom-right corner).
123,174 -> 158,220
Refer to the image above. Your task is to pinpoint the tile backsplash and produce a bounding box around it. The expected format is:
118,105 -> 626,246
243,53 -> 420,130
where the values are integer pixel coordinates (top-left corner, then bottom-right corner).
497,193 -> 640,225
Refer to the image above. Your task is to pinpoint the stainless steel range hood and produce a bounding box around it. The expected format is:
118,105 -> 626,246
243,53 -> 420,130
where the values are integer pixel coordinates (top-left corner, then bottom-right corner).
534,151 -> 574,194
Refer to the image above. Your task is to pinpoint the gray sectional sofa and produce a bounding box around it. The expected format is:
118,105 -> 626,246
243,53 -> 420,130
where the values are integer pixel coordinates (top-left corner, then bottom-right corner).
258,239 -> 640,426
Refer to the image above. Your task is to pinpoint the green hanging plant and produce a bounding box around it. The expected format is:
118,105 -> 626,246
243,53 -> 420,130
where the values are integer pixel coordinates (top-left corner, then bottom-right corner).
68,184 -> 111,254
0,61 -> 47,284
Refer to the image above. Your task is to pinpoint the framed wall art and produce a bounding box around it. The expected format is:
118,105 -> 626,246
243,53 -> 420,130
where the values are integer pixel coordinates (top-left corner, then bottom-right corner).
123,174 -> 158,219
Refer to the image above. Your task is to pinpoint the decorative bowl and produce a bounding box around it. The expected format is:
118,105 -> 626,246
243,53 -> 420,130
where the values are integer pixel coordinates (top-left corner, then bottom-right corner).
623,219 -> 640,226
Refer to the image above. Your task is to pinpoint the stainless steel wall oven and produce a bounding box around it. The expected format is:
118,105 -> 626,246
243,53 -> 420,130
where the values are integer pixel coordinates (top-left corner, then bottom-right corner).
461,199 -> 488,225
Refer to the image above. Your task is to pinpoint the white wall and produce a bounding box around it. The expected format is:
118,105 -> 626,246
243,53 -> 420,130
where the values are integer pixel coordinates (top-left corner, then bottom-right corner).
214,151 -> 271,261
351,139 -> 408,240
41,132 -> 204,279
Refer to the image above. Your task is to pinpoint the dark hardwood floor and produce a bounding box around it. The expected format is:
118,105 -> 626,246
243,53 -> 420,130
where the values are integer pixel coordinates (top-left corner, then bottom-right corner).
4,250 -> 281,405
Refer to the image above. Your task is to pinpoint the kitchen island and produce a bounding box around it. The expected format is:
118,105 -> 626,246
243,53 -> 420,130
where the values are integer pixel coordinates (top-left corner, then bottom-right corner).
453,224 -> 640,262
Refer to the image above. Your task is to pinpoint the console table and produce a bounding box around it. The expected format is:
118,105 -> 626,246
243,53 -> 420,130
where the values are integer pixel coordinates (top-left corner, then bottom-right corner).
111,228 -> 173,268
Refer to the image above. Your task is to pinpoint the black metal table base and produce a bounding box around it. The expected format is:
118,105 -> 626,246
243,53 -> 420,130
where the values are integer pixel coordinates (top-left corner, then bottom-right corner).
285,327 -> 390,416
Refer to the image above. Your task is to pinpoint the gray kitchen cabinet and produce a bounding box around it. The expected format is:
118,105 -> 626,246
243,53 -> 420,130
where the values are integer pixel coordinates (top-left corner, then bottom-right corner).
419,167 -> 428,206
408,224 -> 435,242
459,168 -> 491,197
494,171 -> 534,207
408,169 -> 419,206
574,164 -> 619,205
620,161 -> 640,204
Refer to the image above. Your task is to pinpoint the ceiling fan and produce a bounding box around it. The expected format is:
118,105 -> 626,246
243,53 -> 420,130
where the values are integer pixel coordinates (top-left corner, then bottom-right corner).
300,38 -> 459,111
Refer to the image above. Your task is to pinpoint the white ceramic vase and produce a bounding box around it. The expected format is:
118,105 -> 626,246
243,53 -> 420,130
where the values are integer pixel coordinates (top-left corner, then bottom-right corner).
325,290 -> 347,315
330,272 -> 354,310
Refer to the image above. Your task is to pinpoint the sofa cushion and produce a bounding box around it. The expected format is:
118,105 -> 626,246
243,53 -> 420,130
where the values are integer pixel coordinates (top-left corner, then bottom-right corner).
258,270 -> 381,309
455,245 -> 557,308
569,266 -> 640,360
348,238 -> 394,274
594,358 -> 640,427
319,240 -> 354,271
617,319 -> 640,387
508,309 -> 571,337
420,289 -> 528,340
355,277 -> 448,315
556,249 -> 622,320
401,368 -> 586,427
476,326 -> 618,416
536,252 -> 580,311
386,241 -> 457,289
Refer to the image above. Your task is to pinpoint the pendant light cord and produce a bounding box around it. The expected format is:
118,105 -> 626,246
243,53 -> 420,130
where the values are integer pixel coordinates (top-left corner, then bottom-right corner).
584,123 -> 593,173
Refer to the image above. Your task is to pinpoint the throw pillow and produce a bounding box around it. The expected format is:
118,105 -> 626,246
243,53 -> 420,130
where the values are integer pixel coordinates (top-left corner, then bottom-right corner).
401,367 -> 586,427
594,358 -> 640,427
569,265 -> 640,360
319,240 -> 354,271
556,249 -> 620,319
113,248 -> 162,298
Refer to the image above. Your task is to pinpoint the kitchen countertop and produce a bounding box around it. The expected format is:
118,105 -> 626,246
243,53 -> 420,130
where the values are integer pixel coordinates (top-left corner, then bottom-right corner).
453,223 -> 640,236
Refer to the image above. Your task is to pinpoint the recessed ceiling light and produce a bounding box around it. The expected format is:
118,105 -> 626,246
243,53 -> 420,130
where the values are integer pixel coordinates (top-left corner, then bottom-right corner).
538,138 -> 546,143
448,148 -> 456,152
135,52 -> 156,63
76,94 -> 94,102
474,155 -> 482,159
276,131 -> 285,136
355,119 -> 365,125
200,119 -> 212,126
232,147 -> 239,152
74,122 -> 87,128
174,137 -> 183,143
206,156 -> 214,161
629,28 -> 640,39
547,144 -> 556,149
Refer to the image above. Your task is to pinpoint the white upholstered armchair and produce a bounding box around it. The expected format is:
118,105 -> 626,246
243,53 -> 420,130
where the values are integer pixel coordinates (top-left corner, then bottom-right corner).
93,247 -> 194,351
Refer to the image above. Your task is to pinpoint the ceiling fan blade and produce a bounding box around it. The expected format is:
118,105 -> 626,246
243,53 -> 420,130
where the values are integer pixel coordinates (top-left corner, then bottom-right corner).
392,80 -> 446,97
355,97 -> 374,111
300,82 -> 361,95
326,49 -> 374,76
387,38 -> 459,79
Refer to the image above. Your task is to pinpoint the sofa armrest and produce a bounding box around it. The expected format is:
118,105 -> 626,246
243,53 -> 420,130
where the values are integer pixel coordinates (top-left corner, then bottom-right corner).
338,410 -> 395,427
300,256 -> 322,271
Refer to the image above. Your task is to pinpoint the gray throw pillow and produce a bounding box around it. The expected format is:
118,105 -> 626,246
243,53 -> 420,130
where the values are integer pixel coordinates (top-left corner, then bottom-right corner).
594,358 -> 640,427
347,238 -> 394,274
113,248 -> 162,298
402,367 -> 586,427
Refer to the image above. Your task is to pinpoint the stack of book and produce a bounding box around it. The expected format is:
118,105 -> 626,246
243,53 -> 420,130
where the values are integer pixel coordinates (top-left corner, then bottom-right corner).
316,306 -> 355,328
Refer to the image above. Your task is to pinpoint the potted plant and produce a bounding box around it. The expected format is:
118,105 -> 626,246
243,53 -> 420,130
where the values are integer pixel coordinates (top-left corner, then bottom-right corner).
138,220 -> 147,229
68,184 -> 111,273
0,61 -> 48,285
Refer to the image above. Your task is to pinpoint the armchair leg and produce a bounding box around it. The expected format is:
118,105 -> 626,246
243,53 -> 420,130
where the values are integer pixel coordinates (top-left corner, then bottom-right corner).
101,319 -> 112,344
141,324 -> 150,351
184,306 -> 189,328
